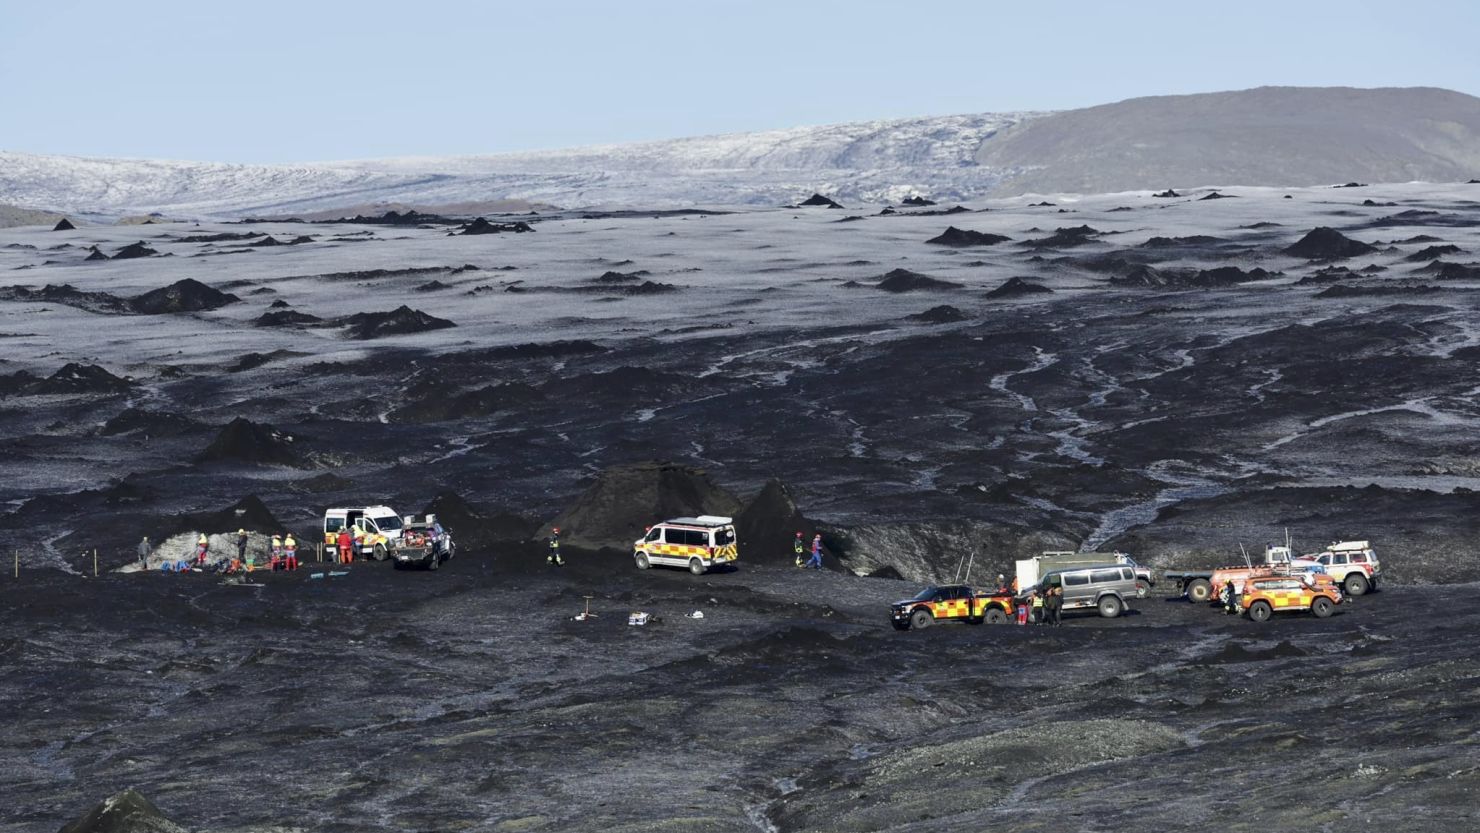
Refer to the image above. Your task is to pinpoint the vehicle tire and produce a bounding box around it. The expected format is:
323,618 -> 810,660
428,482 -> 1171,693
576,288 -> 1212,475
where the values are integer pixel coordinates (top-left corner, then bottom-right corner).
635,552 -> 651,570
427,554 -> 439,571
1098,595 -> 1123,619
1135,581 -> 1150,599
985,607 -> 1008,625
1187,578 -> 1212,603
1247,600 -> 1272,623
689,558 -> 706,576
1311,596 -> 1334,618
373,545 -> 387,562
1344,573 -> 1370,597
909,609 -> 933,630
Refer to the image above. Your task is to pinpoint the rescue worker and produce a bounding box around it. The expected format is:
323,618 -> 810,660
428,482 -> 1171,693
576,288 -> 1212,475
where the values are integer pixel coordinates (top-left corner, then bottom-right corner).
1222,579 -> 1239,615
995,573 -> 1008,594
336,527 -> 353,565
352,525 -> 367,561
547,527 -> 565,566
270,534 -> 283,571
283,533 -> 298,571
236,529 -> 249,568
1031,589 -> 1045,624
793,532 -> 805,567
1015,596 -> 1029,625
195,533 -> 209,566
137,536 -> 152,568
1045,584 -> 1063,626
806,534 -> 823,570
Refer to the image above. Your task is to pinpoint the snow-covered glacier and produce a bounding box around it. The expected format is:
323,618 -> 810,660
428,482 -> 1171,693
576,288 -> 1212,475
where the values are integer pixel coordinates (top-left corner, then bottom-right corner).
0,111 -> 1040,217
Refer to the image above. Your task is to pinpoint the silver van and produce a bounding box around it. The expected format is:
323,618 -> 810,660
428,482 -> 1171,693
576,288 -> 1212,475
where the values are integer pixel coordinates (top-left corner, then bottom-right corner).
1038,563 -> 1141,618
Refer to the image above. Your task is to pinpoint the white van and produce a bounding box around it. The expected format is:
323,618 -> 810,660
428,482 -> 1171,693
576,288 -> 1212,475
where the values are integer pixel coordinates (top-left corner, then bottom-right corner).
633,516 -> 740,574
323,505 -> 405,560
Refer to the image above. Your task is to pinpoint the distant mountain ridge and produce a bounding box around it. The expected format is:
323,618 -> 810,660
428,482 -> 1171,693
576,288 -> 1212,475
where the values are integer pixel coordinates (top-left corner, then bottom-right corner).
1,86 -> 1477,219
975,86 -> 1480,195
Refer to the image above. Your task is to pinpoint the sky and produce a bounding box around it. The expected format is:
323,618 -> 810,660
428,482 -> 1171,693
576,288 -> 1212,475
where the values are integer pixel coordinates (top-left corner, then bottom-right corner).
3,0 -> 1479,164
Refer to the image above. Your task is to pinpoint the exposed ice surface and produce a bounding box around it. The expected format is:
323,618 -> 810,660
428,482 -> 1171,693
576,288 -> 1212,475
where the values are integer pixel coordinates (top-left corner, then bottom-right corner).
3,180 -> 1480,552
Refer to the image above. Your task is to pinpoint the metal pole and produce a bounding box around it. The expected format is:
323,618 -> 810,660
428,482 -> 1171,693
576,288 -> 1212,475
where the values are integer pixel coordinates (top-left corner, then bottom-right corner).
93,549 -> 98,577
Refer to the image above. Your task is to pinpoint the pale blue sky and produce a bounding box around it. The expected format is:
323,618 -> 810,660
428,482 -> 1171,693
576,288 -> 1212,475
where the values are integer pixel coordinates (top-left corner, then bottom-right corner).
3,0 -> 1478,163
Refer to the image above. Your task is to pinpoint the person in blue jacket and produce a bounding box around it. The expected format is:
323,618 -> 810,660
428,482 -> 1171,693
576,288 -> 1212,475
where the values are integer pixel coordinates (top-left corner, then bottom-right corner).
806,534 -> 824,570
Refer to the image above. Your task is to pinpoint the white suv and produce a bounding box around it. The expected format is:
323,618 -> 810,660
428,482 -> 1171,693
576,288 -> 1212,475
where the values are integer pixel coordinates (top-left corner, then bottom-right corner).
1310,541 -> 1381,596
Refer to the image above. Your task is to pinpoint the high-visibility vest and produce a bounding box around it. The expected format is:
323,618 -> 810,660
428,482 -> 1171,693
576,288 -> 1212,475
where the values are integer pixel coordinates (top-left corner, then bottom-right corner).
1032,595 -> 1044,608
284,536 -> 296,550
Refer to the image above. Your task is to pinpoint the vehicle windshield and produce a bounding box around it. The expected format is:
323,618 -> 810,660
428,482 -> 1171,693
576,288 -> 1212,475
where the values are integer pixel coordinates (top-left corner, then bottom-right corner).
373,515 -> 402,532
911,586 -> 940,602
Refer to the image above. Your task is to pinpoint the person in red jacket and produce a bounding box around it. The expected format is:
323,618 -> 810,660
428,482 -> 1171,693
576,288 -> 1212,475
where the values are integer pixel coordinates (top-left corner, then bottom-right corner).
336,528 -> 353,564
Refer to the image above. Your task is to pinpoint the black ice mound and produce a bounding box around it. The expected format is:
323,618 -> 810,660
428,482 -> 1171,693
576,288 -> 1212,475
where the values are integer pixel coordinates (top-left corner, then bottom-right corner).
1153,189 -> 1181,198
52,218 -> 76,231
907,304 -> 967,323
545,461 -> 743,551
100,408 -> 202,437
255,309 -> 324,327
985,277 -> 1053,298
608,280 -> 679,296
901,196 -> 937,206
1019,225 -> 1102,249
341,305 -> 455,339
926,226 -> 1011,247
84,246 -> 110,261
196,417 -> 300,465
169,495 -> 289,540
1140,235 -> 1228,248
128,278 -> 241,314
592,270 -> 644,283
1405,244 -> 1462,261
31,363 -> 135,395
421,491 -> 537,550
459,218 -> 535,235
59,789 -> 188,833
111,241 -> 159,260
797,193 -> 844,209
736,479 -> 815,566
390,382 -> 543,423
875,268 -> 962,292
1111,265 -> 1279,289
1283,227 -> 1377,259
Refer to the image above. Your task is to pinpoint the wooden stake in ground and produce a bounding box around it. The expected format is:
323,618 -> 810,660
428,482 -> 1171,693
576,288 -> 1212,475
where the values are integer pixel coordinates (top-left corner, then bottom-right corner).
13,549 -> 17,579
93,549 -> 98,577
